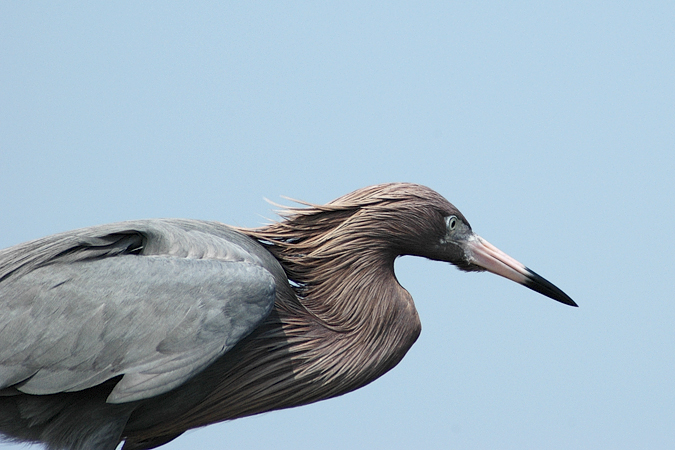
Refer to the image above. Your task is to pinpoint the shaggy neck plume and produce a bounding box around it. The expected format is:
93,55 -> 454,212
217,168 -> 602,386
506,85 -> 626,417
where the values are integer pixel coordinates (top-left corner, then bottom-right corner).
248,197 -> 423,389
232,186 -> 441,407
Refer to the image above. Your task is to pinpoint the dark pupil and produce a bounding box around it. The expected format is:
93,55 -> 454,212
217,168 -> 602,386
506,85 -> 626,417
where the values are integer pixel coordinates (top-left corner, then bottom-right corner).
450,218 -> 456,229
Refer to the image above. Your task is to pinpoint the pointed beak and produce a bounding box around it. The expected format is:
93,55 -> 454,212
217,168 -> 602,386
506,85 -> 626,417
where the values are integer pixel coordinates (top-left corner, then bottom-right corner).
464,234 -> 577,307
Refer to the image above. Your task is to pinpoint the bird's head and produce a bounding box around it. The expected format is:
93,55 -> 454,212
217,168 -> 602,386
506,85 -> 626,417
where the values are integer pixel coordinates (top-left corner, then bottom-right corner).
395,187 -> 577,307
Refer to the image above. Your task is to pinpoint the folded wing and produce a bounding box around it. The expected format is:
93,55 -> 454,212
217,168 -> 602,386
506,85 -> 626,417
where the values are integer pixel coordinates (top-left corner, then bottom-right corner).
0,219 -> 279,403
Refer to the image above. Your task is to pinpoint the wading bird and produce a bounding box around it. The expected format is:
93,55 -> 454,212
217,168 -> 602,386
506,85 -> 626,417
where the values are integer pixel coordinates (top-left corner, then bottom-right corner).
0,183 -> 575,450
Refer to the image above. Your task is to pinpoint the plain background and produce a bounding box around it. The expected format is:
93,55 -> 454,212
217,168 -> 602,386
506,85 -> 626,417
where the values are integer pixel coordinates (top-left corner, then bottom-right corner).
1,2 -> 674,449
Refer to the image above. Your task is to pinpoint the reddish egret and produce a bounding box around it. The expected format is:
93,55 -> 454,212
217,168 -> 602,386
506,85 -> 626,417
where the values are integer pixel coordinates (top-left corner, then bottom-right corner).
0,183 -> 575,450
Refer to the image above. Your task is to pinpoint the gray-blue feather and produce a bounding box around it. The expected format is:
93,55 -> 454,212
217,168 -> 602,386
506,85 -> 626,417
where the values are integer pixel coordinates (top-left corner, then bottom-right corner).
0,219 -> 281,404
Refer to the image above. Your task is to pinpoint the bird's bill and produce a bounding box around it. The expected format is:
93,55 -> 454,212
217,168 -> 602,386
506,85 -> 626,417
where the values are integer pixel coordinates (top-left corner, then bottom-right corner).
464,234 -> 577,307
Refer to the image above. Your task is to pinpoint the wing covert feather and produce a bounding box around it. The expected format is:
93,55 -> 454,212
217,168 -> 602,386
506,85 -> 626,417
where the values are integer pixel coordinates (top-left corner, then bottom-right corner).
0,220 -> 281,403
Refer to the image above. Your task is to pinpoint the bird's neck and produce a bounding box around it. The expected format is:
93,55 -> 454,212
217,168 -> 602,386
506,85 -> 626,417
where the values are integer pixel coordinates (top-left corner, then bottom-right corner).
260,228 -> 422,403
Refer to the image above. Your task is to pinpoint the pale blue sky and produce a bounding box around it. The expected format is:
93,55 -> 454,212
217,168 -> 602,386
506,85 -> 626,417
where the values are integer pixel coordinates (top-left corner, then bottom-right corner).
1,2 -> 674,449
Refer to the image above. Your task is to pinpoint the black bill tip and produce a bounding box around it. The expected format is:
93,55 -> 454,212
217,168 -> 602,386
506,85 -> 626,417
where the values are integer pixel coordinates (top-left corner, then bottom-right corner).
524,268 -> 577,307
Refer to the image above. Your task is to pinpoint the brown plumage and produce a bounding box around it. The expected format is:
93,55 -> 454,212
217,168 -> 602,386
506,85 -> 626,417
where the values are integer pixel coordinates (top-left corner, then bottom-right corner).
0,183 -> 575,450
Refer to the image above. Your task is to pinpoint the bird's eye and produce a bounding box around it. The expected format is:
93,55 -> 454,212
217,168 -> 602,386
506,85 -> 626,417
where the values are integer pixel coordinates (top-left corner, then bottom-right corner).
447,216 -> 458,231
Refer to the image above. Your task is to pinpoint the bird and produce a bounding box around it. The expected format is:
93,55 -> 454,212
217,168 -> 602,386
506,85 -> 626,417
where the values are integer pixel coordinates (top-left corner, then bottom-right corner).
0,183 -> 575,450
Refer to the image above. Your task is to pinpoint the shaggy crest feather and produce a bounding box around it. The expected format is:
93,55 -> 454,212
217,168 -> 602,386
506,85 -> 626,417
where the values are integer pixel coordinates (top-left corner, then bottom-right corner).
244,183 -> 455,330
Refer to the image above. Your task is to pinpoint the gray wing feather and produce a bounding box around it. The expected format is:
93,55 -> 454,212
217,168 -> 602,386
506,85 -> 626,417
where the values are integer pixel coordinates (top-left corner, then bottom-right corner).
0,219 -> 280,403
